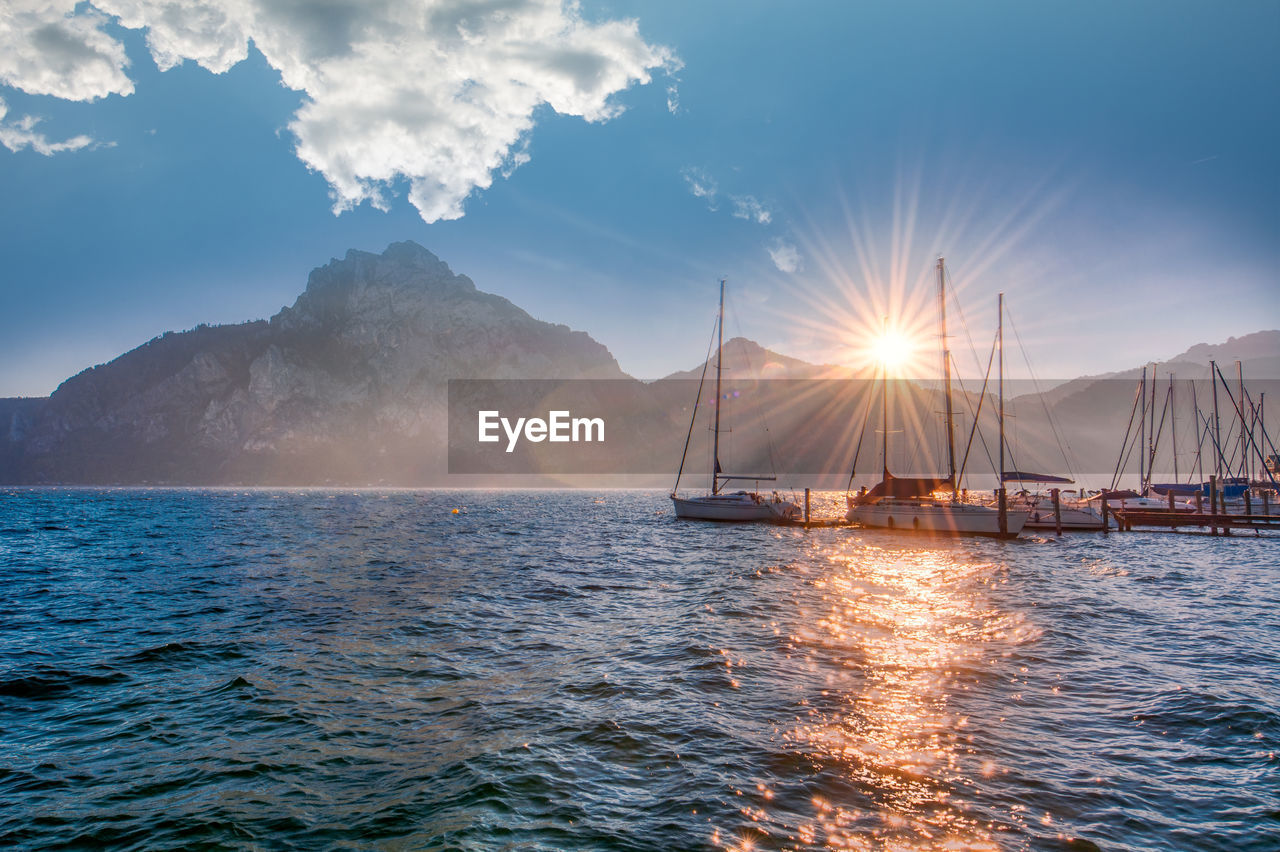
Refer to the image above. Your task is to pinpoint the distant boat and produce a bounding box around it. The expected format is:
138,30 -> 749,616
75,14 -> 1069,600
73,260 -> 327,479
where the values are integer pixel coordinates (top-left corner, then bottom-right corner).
846,258 -> 1026,538
670,281 -> 801,523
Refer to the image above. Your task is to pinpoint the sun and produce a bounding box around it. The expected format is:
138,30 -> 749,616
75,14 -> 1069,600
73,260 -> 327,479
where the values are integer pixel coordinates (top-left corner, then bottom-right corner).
872,329 -> 914,368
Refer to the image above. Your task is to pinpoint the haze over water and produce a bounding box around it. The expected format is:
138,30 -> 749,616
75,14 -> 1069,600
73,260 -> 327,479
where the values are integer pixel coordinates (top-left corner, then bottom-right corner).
1,489 -> 1277,850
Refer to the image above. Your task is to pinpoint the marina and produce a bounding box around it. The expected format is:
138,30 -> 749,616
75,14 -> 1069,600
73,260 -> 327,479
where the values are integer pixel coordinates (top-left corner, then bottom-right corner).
669,262 -> 1280,542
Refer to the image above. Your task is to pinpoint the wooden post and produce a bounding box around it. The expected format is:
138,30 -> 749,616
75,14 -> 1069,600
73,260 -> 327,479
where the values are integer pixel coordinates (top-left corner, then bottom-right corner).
1220,488 -> 1228,534
1101,496 -> 1109,534
1051,488 -> 1062,535
1243,489 -> 1252,516
1168,491 -> 1175,511
804,488 -> 811,525
1195,491 -> 1203,514
1209,476 -> 1218,535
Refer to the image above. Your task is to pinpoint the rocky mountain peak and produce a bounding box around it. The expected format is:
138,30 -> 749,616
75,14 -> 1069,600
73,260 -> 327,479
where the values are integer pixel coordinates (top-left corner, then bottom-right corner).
276,240 -> 487,333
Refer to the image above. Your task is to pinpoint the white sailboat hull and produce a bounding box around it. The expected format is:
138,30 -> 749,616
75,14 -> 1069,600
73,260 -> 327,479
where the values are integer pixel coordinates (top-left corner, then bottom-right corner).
1022,504 -> 1106,531
846,500 -> 1028,538
1010,497 -> 1107,531
671,493 -> 800,522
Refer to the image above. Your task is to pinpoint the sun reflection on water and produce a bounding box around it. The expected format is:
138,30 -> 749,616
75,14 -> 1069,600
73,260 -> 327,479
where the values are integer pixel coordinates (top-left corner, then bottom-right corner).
718,537 -> 1042,851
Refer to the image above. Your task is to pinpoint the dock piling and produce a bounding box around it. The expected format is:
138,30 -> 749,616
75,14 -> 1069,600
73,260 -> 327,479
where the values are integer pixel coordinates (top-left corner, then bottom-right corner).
1209,476 -> 1218,535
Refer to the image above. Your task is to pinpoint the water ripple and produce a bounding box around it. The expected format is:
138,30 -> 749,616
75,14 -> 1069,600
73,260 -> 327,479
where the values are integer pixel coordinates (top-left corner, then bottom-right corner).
0,489 -> 1277,850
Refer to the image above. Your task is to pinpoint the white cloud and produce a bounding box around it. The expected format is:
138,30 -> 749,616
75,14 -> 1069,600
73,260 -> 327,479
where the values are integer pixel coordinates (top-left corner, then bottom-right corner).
0,0 -> 676,223
0,1 -> 134,100
681,165 -> 718,210
0,97 -> 97,155
666,82 -> 679,115
731,194 -> 770,225
768,239 -> 800,273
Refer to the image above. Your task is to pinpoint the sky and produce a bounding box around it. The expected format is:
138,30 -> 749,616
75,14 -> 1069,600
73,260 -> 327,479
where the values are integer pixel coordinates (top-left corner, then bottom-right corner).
1,0 -> 1277,397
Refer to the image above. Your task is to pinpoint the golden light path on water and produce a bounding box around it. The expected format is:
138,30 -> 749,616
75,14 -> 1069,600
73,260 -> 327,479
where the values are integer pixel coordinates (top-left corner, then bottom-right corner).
717,535 -> 1043,851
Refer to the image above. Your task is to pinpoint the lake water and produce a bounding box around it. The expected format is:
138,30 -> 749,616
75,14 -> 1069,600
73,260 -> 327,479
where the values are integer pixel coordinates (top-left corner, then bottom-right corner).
1,489 -> 1277,850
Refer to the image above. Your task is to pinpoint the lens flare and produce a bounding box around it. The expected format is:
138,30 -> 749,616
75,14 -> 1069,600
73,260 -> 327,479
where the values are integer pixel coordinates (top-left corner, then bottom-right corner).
872,329 -> 915,369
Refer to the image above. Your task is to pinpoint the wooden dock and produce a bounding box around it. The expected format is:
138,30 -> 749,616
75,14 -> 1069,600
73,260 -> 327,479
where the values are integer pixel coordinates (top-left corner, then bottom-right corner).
780,517 -> 849,528
1110,509 -> 1280,535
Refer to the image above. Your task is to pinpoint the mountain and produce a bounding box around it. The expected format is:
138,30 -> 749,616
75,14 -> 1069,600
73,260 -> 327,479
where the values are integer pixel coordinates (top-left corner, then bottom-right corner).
1170,330 -> 1280,368
660,337 -> 854,381
0,242 -> 624,484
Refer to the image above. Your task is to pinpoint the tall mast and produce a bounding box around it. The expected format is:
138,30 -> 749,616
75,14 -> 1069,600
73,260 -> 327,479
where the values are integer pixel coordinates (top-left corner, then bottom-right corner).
1170,374 -> 1178,482
1148,364 -> 1158,489
1237,361 -> 1247,480
1139,366 -> 1147,491
712,279 -> 724,494
997,292 -> 1007,536
937,257 -> 957,498
1211,359 -> 1223,479
1192,378 -> 1204,485
1254,392 -> 1263,481
881,315 -> 889,477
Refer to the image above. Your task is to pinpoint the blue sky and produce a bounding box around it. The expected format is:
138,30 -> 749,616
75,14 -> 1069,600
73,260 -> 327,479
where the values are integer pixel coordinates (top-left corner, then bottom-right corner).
1,0 -> 1276,397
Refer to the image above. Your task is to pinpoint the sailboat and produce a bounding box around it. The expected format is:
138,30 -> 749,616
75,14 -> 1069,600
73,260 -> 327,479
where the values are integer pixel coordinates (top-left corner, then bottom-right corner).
670,281 -> 801,522
845,258 -> 1028,538
1004,473 -> 1107,531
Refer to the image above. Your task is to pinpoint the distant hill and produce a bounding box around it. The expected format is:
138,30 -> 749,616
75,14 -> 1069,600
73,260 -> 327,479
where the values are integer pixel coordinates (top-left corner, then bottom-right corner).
1170,329 -> 1280,368
660,337 -> 855,381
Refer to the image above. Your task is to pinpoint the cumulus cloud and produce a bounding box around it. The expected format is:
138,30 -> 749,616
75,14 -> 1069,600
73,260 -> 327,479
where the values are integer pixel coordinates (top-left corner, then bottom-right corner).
731,194 -> 770,225
0,1 -> 134,100
0,97 -> 97,155
0,0 -> 676,222
768,239 -> 800,273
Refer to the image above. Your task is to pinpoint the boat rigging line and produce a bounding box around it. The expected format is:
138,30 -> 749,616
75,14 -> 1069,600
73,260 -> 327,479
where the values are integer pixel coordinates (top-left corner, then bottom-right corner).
671,297 -> 719,496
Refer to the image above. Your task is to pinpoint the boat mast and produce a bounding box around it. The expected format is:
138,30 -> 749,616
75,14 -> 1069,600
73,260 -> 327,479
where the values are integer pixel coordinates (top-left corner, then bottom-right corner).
1211,359 -> 1223,479
1148,364 -> 1158,490
1139,366 -> 1147,492
997,292 -> 1007,536
881,315 -> 889,478
1170,374 -> 1178,483
712,279 -> 724,495
1237,361 -> 1248,481
1192,378 -> 1204,485
937,257 -> 957,498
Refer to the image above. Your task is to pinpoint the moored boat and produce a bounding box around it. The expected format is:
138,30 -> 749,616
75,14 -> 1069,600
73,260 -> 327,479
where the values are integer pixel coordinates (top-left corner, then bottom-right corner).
846,258 -> 1024,538
847,476 -> 1029,538
1017,493 -> 1105,531
670,280 -> 801,523
672,490 -> 800,522
1002,474 -> 1105,531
